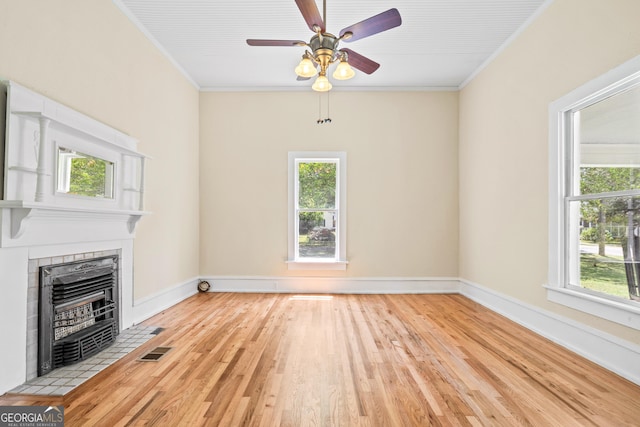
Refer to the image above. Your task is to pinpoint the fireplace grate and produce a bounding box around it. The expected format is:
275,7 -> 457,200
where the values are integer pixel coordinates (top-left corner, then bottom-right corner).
52,271 -> 115,305
54,302 -> 96,340
53,322 -> 117,368
40,255 -> 119,375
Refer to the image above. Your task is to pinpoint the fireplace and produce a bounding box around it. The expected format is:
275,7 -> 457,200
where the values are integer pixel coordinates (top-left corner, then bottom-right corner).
38,255 -> 119,376
0,81 -> 148,394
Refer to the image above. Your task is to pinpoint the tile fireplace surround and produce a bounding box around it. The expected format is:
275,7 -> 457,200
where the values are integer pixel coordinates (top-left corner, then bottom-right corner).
11,324 -> 157,396
0,81 -> 149,394
26,249 -> 121,381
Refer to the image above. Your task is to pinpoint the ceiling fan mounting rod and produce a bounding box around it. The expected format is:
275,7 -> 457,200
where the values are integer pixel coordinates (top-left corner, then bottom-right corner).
323,0 -> 327,29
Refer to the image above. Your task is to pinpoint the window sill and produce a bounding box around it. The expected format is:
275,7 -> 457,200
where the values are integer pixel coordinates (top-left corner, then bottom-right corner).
544,285 -> 640,330
286,260 -> 349,271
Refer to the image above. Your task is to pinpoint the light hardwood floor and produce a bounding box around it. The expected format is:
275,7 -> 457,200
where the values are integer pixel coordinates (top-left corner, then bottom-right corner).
1,293 -> 639,426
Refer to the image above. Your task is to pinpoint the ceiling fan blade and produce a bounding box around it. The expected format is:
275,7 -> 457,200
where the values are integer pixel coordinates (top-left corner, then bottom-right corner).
340,48 -> 380,74
295,0 -> 325,33
339,8 -> 401,42
246,39 -> 306,47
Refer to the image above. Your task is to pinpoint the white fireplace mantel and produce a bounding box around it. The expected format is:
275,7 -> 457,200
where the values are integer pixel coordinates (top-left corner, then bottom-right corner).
0,81 -> 149,248
0,81 -> 148,394
0,200 -> 146,248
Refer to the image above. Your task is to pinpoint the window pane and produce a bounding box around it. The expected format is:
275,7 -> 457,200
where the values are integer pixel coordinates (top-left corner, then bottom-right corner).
580,167 -> 640,195
298,211 -> 336,258
57,147 -> 114,198
578,85 -> 640,195
571,196 -> 640,300
298,162 -> 336,209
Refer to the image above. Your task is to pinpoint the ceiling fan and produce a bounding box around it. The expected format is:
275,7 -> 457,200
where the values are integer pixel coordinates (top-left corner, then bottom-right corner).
246,0 -> 402,91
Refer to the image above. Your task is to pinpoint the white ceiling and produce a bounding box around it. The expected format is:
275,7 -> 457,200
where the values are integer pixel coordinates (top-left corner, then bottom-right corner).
114,0 -> 550,91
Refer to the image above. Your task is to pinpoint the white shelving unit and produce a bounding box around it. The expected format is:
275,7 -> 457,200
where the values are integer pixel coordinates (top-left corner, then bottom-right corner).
0,81 -> 149,248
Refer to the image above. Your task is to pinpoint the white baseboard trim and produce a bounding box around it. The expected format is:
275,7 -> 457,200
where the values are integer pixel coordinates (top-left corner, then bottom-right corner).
459,279 -> 640,386
129,274 -> 640,386
200,276 -> 461,294
132,277 -> 199,325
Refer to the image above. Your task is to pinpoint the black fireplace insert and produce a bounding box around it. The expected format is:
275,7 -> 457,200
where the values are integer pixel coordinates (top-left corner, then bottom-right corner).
38,255 -> 119,376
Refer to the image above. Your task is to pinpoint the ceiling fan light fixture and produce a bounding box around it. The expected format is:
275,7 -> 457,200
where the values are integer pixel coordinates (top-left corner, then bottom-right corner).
295,57 -> 318,78
247,2 -> 402,91
312,75 -> 332,92
332,60 -> 355,80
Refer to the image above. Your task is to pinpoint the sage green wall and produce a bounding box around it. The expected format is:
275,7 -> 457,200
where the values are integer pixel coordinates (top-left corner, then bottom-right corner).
199,91 -> 459,278
0,0 -> 200,299
459,0 -> 640,343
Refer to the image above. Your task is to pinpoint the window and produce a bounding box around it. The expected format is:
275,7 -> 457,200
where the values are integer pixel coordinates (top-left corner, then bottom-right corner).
548,55 -> 640,328
57,147 -> 115,198
288,152 -> 347,270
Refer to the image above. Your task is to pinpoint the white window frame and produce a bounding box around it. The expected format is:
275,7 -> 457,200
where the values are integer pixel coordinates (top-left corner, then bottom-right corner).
56,148 -> 116,199
287,151 -> 348,271
547,55 -> 640,330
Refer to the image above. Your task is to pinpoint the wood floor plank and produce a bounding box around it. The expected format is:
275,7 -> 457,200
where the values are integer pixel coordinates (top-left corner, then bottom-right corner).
1,293 -> 639,426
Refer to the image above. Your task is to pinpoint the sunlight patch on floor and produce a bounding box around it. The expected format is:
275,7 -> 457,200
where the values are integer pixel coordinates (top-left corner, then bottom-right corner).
289,295 -> 334,301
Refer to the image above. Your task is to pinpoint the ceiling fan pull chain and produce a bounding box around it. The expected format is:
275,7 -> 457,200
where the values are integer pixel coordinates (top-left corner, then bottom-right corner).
317,93 -> 323,124
316,92 -> 331,124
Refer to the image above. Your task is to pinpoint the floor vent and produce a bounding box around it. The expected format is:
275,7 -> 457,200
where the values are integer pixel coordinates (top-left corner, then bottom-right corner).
150,327 -> 165,335
139,346 -> 173,361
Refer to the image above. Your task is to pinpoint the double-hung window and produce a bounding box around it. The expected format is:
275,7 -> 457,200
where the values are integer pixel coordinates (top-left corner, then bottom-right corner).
288,152 -> 347,270
548,56 -> 640,329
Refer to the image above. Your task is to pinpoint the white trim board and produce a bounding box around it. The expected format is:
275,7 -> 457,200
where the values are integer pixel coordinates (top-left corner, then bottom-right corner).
200,276 -> 460,294
547,54 -> 640,330
132,277 -> 199,325
459,279 -> 640,386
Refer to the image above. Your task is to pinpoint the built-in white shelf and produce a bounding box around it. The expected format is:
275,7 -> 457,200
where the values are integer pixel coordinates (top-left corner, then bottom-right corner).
0,81 -> 149,248
0,200 -> 149,240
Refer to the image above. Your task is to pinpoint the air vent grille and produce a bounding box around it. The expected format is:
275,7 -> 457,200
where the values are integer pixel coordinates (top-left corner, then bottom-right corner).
139,346 -> 173,362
